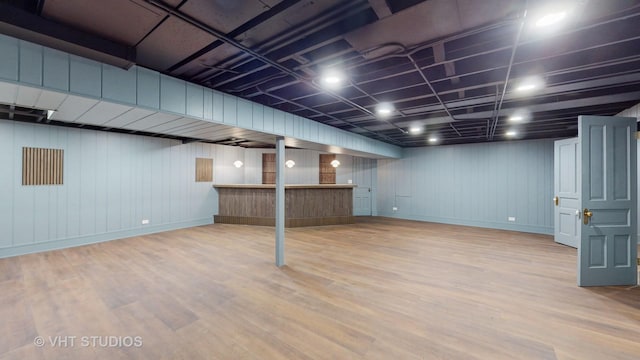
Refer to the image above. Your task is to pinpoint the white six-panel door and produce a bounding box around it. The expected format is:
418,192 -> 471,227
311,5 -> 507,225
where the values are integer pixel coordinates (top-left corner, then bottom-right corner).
554,138 -> 581,248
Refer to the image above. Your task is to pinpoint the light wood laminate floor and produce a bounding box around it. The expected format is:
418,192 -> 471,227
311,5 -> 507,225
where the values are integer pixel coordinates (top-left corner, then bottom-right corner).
1,217 -> 639,359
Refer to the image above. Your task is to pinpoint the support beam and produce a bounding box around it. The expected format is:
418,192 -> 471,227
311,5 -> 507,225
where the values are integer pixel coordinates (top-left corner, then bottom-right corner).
275,136 -> 285,267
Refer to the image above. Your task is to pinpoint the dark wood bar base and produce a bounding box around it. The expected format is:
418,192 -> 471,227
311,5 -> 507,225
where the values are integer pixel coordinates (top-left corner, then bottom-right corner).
213,215 -> 354,227
213,184 -> 355,227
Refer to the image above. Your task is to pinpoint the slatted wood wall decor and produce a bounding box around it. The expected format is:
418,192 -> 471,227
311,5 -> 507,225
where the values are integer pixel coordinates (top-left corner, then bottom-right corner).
319,154 -> 336,184
195,157 -> 213,182
262,153 -> 276,184
22,147 -> 64,186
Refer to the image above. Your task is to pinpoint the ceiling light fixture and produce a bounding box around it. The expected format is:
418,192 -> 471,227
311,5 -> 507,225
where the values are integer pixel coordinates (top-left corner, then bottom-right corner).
509,115 -> 524,122
376,102 -> 394,117
409,126 -> 423,134
428,137 -> 438,143
505,130 -> 518,137
285,160 -> 295,168
516,83 -> 537,92
330,159 -> 340,168
233,160 -> 243,168
535,11 -> 567,27
514,76 -> 544,93
320,70 -> 345,89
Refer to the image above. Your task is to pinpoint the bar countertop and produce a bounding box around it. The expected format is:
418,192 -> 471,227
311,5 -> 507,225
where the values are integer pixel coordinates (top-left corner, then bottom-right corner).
213,184 -> 356,189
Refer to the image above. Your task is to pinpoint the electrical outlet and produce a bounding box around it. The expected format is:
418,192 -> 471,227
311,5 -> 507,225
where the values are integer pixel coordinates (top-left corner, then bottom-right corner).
392,207 -> 398,211
141,219 -> 150,225
508,216 -> 516,222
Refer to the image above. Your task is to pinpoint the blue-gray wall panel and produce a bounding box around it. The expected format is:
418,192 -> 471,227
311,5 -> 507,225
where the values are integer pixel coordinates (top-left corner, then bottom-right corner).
263,107 -> 274,132
273,110 -> 285,134
186,84 -> 204,119
106,133 -> 121,232
212,90 -> 224,122
95,132 -> 108,234
0,121 -> 224,258
79,131 -> 97,236
0,35 -> 19,81
160,75 -> 186,114
42,48 -> 69,91
0,121 -> 14,248
69,56 -> 102,98
223,94 -> 237,125
285,113 -> 294,137
237,98 -> 253,129
12,123 -> 35,246
65,129 -> 81,238
377,139 -> 555,234
203,89 -> 213,120
252,103 -> 264,130
19,41 -> 43,86
102,64 -> 137,105
137,67 -> 160,109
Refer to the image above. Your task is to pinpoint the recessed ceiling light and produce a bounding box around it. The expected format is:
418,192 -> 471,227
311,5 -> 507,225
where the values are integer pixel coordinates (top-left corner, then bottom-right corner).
535,11 -> 567,27
516,83 -> 537,92
509,115 -> 524,122
428,137 -> 438,143
505,130 -> 517,137
376,102 -> 394,117
514,77 -> 544,93
323,75 -> 341,84
320,70 -> 345,89
409,126 -> 422,134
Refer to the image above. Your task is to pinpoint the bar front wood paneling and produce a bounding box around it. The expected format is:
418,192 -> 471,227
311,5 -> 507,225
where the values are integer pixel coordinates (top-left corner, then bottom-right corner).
213,184 -> 356,227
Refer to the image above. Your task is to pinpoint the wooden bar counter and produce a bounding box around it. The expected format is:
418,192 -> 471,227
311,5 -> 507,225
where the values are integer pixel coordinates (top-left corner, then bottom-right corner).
213,184 -> 355,227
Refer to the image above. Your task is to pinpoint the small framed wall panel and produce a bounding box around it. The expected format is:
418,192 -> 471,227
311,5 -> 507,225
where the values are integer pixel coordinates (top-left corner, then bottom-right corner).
22,147 -> 64,185
319,154 -> 336,184
262,153 -> 276,184
195,157 -> 213,182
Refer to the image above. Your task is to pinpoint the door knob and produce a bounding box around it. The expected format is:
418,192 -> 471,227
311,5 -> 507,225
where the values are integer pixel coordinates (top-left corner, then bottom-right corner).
583,208 -> 593,225
553,196 -> 559,206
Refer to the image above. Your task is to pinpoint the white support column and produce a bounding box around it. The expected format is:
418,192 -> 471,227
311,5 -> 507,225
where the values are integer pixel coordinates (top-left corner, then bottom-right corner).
275,136 -> 285,266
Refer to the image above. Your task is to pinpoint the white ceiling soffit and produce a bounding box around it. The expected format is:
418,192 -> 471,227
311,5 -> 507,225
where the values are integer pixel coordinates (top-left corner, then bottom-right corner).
75,101 -> 134,125
103,107 -> 156,128
122,112 -> 183,131
344,0 -> 519,52
50,95 -> 99,122
144,117 -> 202,133
1,82 -> 396,158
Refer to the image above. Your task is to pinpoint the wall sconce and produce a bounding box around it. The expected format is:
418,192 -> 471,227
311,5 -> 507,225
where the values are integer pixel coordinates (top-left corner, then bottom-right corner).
330,159 -> 340,168
285,160 -> 295,168
233,160 -> 243,168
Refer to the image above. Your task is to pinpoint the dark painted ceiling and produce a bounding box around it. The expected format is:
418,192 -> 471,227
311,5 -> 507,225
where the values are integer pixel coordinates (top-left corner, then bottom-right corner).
1,0 -> 640,147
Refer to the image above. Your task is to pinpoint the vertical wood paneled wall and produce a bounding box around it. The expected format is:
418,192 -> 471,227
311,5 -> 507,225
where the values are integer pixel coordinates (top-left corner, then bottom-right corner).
22,147 -> 64,185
